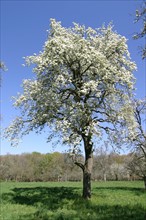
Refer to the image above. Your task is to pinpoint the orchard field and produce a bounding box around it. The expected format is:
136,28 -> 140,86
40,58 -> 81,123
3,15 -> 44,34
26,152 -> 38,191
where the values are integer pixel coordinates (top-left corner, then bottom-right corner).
0,181 -> 146,220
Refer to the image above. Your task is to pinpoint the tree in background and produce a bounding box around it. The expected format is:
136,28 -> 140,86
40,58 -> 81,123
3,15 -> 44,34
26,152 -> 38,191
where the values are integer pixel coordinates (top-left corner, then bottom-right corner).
4,19 -> 137,199
126,152 -> 146,189
128,98 -> 146,189
133,1 -> 146,59
1,151 -> 142,183
115,97 -> 146,188
131,1 -> 146,188
133,99 -> 146,155
0,152 -> 82,182
93,145 -> 111,181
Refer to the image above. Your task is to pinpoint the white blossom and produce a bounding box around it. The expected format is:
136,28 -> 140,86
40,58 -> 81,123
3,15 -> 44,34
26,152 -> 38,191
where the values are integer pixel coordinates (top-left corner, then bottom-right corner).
4,19 -> 137,149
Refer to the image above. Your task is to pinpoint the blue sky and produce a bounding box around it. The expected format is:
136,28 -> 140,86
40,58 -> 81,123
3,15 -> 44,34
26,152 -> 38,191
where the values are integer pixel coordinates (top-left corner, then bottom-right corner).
1,0 -> 145,155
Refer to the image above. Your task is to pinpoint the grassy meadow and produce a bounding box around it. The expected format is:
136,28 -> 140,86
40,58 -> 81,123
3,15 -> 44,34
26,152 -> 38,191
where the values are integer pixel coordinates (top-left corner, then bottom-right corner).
0,181 -> 146,220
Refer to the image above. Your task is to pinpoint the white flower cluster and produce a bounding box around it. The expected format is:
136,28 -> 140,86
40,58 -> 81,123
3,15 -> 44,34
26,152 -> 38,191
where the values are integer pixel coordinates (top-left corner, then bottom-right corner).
4,117 -> 24,146
5,19 -> 137,148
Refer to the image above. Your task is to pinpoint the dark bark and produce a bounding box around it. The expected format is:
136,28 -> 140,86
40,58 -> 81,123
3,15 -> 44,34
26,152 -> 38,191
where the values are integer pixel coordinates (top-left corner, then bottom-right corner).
83,168 -> 92,199
82,135 -> 93,199
72,131 -> 94,199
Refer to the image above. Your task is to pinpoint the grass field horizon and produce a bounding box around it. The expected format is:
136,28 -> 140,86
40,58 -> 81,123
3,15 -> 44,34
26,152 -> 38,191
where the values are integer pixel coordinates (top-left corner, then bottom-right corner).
1,181 -> 146,220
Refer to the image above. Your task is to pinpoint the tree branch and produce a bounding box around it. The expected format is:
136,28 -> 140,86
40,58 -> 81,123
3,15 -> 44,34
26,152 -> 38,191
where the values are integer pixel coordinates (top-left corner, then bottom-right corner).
74,161 -> 85,171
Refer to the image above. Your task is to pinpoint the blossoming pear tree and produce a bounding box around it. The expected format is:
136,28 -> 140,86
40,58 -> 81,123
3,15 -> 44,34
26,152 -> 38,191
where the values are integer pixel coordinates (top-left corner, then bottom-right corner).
5,19 -> 137,199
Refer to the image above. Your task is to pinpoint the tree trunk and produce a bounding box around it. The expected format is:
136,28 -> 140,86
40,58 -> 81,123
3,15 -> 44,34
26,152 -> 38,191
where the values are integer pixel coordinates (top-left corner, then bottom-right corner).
73,134 -> 94,199
83,166 -> 92,199
82,136 -> 93,199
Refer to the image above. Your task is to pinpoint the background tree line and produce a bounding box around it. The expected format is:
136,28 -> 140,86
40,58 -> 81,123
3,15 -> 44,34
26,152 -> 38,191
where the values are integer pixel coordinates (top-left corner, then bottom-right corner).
0,150 -> 144,183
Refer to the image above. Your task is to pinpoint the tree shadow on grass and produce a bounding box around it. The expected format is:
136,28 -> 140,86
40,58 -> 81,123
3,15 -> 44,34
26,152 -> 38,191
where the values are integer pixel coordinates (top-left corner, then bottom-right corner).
2,186 -> 79,208
2,186 -> 146,220
94,186 -> 146,196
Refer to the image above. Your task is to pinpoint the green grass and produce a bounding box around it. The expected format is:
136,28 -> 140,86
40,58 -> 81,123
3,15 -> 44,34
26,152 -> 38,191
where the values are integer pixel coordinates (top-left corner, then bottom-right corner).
0,181 -> 146,220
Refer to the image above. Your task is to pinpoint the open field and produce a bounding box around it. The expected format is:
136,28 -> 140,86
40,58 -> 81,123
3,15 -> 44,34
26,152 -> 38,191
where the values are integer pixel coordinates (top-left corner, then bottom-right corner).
0,181 -> 146,220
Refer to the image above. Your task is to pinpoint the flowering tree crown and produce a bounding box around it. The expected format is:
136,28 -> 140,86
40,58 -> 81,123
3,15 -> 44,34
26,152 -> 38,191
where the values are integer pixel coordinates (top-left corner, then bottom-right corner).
5,19 -> 137,149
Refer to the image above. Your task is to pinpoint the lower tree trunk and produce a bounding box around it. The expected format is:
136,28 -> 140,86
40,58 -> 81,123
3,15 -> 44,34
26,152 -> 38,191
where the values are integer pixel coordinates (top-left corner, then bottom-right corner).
83,170 -> 92,199
74,134 -> 93,199
82,137 -> 93,199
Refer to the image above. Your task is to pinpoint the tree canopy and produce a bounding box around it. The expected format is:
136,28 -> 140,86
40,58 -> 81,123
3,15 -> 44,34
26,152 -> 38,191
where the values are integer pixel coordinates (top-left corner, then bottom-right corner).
5,19 -> 137,149
4,19 -> 137,198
